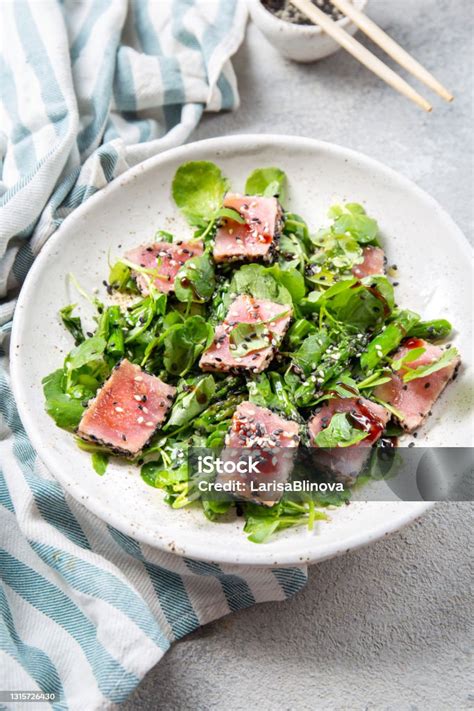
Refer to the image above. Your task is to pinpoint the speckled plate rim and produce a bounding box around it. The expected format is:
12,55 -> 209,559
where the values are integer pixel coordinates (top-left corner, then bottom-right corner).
10,135 -> 469,566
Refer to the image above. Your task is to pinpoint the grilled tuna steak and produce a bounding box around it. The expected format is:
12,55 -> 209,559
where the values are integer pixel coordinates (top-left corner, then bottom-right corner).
309,396 -> 390,480
352,246 -> 385,279
77,359 -> 176,456
199,294 -> 292,374
218,401 -> 300,506
125,240 -> 203,295
213,193 -> 282,263
374,338 -> 461,432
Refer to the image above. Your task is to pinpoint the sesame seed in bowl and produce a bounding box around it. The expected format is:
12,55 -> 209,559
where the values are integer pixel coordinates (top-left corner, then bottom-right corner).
247,0 -> 368,63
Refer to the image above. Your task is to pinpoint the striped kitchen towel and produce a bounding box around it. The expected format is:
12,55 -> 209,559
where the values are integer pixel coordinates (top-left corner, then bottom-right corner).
0,1 -> 307,709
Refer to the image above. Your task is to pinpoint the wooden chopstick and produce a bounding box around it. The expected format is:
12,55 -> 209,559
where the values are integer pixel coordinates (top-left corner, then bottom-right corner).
289,0 -> 432,112
330,0 -> 453,102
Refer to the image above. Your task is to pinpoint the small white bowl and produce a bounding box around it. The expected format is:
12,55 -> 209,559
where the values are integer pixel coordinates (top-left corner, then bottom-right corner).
247,0 -> 368,63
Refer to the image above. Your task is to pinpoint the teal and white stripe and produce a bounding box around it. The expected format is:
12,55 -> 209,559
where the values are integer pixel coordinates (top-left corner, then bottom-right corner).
0,2 -> 307,708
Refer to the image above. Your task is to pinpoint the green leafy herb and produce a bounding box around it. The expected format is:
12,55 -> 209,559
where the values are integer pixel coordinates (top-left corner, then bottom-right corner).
244,167 -> 287,203
392,346 -> 426,371
174,253 -> 216,303
315,413 -> 369,448
226,264 -> 294,308
229,310 -> 289,357
326,203 -> 379,245
65,335 -> 106,372
172,161 -> 229,225
163,316 -> 214,376
401,347 -> 459,383
42,369 -> 85,429
59,305 -> 85,345
165,375 -> 216,430
92,451 -> 109,476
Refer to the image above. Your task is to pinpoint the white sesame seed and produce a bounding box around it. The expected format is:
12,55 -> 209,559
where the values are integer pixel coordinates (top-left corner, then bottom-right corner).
145,421 -> 154,427
134,394 -> 142,401
137,416 -> 144,424
142,406 -> 149,414
115,406 -> 124,413
134,375 -> 143,381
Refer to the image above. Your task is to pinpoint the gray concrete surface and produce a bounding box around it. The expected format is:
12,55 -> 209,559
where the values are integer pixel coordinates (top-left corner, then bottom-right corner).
122,1 -> 473,709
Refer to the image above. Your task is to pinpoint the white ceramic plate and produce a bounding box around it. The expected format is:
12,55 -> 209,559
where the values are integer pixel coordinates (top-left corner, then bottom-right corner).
11,135 -> 472,566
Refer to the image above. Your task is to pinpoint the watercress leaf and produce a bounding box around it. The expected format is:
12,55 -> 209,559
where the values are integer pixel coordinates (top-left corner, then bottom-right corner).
163,316 -> 214,376
65,335 -> 106,372
331,203 -> 379,245
92,451 -> 109,476
202,499 -> 232,521
244,167 -> 287,204
267,265 -> 306,303
392,346 -> 426,371
165,375 -> 216,429
315,412 -> 369,448
292,331 -> 332,376
59,304 -> 85,345
172,161 -> 229,225
108,261 -> 133,292
174,253 -> 215,303
42,369 -> 85,429
214,207 -> 246,224
325,277 -> 394,331
230,322 -> 271,357
402,347 -> 459,383
286,318 -> 317,349
229,309 -> 289,357
247,373 -> 273,408
155,229 -> 174,242
226,264 -> 293,307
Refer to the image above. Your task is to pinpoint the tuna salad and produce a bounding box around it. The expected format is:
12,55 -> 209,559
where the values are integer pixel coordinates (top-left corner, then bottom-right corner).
43,161 -> 461,542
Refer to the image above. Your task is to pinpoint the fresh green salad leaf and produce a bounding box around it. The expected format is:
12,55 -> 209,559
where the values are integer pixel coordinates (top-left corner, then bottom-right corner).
326,203 -> 379,245
60,305 -> 85,345
229,310 -> 289,357
245,167 -> 287,203
401,347 -> 459,383
172,161 -> 229,225
226,264 -> 295,308
314,413 -> 369,448
392,346 -> 426,371
42,369 -> 85,429
92,451 -> 109,476
165,375 -> 216,429
163,316 -> 214,376
174,253 -> 216,303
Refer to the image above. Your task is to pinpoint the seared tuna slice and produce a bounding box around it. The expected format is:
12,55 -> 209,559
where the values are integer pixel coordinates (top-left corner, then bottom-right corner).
199,295 -> 292,374
213,193 -> 282,263
225,402 -> 300,448
352,246 -> 385,279
308,396 -> 390,480
218,402 -> 300,506
125,240 -> 203,295
374,338 -> 461,432
77,359 -> 176,456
